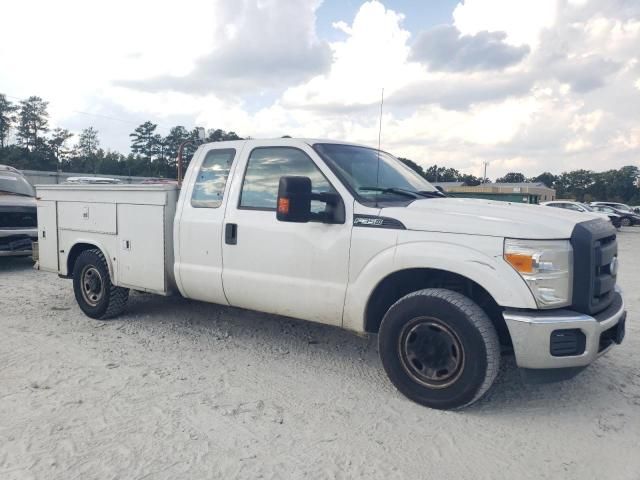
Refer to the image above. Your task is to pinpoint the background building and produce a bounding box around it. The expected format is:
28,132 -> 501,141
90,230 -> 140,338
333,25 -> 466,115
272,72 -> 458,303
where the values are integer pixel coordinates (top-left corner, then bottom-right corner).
433,182 -> 556,204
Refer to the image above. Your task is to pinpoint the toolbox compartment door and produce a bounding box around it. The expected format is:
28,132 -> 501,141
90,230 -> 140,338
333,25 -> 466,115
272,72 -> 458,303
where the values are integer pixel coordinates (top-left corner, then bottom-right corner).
36,200 -> 59,272
116,203 -> 167,293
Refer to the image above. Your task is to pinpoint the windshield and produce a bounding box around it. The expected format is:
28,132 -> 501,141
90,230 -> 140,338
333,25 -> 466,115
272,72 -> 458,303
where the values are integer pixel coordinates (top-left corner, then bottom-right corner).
314,143 -> 438,204
0,171 -> 35,197
614,204 -> 632,212
596,206 -> 616,214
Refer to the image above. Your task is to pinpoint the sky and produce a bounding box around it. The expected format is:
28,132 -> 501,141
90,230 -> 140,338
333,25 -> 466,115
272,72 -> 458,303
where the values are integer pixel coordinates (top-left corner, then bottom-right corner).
1,0 -> 639,178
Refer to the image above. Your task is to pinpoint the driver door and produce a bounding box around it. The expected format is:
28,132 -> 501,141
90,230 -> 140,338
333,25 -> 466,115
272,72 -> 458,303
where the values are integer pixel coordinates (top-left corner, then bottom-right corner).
221,144 -> 353,326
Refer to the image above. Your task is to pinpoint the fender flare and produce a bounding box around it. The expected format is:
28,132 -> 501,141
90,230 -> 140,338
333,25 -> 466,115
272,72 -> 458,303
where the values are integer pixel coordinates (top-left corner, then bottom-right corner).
64,239 -> 116,280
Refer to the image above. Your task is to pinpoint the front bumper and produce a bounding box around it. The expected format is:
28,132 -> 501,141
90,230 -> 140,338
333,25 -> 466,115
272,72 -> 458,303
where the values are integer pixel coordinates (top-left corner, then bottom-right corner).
503,290 -> 626,369
0,230 -> 37,257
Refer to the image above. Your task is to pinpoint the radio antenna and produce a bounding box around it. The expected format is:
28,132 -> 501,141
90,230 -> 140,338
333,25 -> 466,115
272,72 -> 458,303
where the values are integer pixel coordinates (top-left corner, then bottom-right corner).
375,87 -> 384,188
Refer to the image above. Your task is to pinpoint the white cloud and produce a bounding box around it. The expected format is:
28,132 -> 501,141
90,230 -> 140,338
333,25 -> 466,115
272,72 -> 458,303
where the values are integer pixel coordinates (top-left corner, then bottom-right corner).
0,0 -> 638,178
282,1 -> 418,110
453,0 -> 557,48
121,0 -> 331,95
410,25 -> 530,72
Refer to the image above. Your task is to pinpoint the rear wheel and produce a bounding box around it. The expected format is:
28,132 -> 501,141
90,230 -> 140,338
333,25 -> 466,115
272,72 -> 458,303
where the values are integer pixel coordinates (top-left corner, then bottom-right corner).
73,249 -> 129,319
621,217 -> 632,227
378,288 -> 500,410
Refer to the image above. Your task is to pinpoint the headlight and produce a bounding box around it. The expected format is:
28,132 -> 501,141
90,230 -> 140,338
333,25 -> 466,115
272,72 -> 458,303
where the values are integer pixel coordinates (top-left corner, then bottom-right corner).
504,239 -> 573,309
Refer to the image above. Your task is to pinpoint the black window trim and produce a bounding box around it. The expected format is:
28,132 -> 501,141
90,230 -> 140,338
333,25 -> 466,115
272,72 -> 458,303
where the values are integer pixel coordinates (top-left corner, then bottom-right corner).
190,147 -> 237,209
236,146 -> 343,217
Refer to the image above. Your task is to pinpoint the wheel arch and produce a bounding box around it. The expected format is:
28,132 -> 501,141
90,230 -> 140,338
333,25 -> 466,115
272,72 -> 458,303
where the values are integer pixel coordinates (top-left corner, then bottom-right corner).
364,268 -> 512,348
66,241 -> 114,280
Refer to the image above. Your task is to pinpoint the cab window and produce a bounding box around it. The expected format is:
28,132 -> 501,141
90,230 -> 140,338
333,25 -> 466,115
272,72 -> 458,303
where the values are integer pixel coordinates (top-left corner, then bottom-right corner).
239,147 -> 335,213
191,149 -> 235,208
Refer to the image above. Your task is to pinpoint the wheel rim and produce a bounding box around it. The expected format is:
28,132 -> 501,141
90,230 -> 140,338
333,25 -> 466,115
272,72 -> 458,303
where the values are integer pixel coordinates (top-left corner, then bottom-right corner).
622,218 -> 631,226
81,265 -> 104,307
398,317 -> 465,389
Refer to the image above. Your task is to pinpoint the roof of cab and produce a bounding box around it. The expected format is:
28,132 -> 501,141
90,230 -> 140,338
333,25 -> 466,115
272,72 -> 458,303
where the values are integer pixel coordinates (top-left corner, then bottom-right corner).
199,138 -> 370,149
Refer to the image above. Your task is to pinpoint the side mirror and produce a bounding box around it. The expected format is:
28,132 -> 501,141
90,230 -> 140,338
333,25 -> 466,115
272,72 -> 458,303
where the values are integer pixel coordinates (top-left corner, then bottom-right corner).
277,176 -> 312,223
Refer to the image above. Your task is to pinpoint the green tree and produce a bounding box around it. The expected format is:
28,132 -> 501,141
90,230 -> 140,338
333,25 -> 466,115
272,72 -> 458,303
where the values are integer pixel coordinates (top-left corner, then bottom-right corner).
205,128 -> 242,142
495,172 -> 526,183
398,157 -> 425,177
130,121 -> 158,160
424,165 -> 461,182
48,128 -> 74,171
16,96 -> 49,150
459,174 -> 482,186
0,94 -> 18,148
529,172 -> 556,189
164,126 -> 190,161
555,169 -> 595,201
77,127 -> 100,157
76,127 -> 101,173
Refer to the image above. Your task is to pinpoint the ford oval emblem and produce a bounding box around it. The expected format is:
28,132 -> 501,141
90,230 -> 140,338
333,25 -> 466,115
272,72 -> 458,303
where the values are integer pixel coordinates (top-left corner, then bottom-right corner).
610,257 -> 619,276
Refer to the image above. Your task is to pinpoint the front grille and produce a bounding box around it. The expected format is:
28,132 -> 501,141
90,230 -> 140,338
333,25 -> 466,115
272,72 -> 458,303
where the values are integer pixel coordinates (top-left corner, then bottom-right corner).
0,234 -> 33,252
570,219 -> 617,315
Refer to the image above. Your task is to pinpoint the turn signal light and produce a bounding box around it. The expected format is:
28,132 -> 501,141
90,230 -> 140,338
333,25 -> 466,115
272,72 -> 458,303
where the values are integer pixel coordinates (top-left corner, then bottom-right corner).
505,253 -> 534,273
278,197 -> 290,214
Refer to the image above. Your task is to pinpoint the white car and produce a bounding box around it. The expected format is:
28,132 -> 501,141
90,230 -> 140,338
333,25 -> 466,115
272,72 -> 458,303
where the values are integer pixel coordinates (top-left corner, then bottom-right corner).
64,176 -> 122,184
35,138 -> 627,410
541,201 -> 621,228
590,201 -> 634,213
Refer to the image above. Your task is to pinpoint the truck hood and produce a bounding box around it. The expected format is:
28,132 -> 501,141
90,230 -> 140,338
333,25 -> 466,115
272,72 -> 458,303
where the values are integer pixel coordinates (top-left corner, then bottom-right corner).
381,198 -> 601,239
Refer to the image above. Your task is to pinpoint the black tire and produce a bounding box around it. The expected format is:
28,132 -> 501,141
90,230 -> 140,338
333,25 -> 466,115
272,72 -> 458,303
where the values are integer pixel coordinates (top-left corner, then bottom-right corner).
73,249 -> 129,319
378,288 -> 500,410
621,217 -> 632,227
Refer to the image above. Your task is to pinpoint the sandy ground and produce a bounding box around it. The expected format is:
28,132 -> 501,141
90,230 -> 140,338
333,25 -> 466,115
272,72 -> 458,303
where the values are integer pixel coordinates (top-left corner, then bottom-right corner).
1,231 -> 639,480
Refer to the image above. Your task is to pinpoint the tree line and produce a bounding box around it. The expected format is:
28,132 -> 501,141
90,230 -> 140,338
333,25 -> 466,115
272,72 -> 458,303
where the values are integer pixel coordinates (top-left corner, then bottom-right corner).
0,94 -> 241,178
398,158 -> 640,204
1,93 -> 638,202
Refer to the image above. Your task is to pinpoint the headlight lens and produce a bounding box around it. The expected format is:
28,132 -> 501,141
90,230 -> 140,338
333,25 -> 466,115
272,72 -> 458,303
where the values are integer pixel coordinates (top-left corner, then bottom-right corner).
504,239 -> 573,308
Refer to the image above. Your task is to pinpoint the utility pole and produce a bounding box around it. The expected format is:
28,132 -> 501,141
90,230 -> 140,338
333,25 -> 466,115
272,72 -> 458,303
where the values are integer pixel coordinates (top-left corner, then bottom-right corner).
482,161 -> 489,182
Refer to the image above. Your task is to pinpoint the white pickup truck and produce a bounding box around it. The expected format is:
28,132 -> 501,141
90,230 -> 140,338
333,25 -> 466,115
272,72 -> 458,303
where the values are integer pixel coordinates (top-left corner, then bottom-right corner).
36,138 -> 627,409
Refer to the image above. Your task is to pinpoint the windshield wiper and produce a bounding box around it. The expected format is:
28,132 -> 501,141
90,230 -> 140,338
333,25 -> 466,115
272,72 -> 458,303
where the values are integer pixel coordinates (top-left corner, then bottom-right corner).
418,190 -> 446,198
359,186 -> 422,199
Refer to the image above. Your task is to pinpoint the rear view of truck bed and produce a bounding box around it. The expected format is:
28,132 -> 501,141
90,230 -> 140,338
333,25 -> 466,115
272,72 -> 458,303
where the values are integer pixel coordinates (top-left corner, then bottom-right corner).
36,184 -> 179,295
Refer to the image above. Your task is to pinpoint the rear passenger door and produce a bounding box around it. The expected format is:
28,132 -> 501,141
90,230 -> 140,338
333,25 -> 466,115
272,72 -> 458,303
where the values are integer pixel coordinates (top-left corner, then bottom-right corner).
175,145 -> 241,304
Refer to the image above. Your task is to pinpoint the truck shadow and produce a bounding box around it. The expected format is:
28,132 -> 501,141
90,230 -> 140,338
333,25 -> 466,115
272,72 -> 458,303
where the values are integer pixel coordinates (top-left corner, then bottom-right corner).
0,256 -> 35,273
122,291 -> 627,415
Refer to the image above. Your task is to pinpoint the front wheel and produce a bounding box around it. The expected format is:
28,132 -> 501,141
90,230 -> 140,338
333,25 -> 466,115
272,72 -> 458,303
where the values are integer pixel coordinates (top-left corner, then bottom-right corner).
621,217 -> 632,227
378,288 -> 500,410
73,249 -> 129,319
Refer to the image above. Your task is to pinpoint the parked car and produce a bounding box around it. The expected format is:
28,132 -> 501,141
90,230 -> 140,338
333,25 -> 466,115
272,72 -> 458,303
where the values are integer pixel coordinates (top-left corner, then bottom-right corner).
140,178 -> 178,185
541,201 -> 622,228
0,165 -> 38,257
590,201 -> 635,213
36,139 -> 626,410
630,206 -> 640,214
64,176 -> 122,184
591,205 -> 640,226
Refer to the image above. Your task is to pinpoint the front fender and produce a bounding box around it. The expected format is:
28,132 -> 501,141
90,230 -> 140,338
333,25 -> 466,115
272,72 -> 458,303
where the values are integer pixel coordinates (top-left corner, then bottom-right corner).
342,234 -> 537,332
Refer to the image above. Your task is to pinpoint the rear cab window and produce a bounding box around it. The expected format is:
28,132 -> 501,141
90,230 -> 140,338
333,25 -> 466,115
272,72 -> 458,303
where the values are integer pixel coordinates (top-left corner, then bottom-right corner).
191,149 -> 236,208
